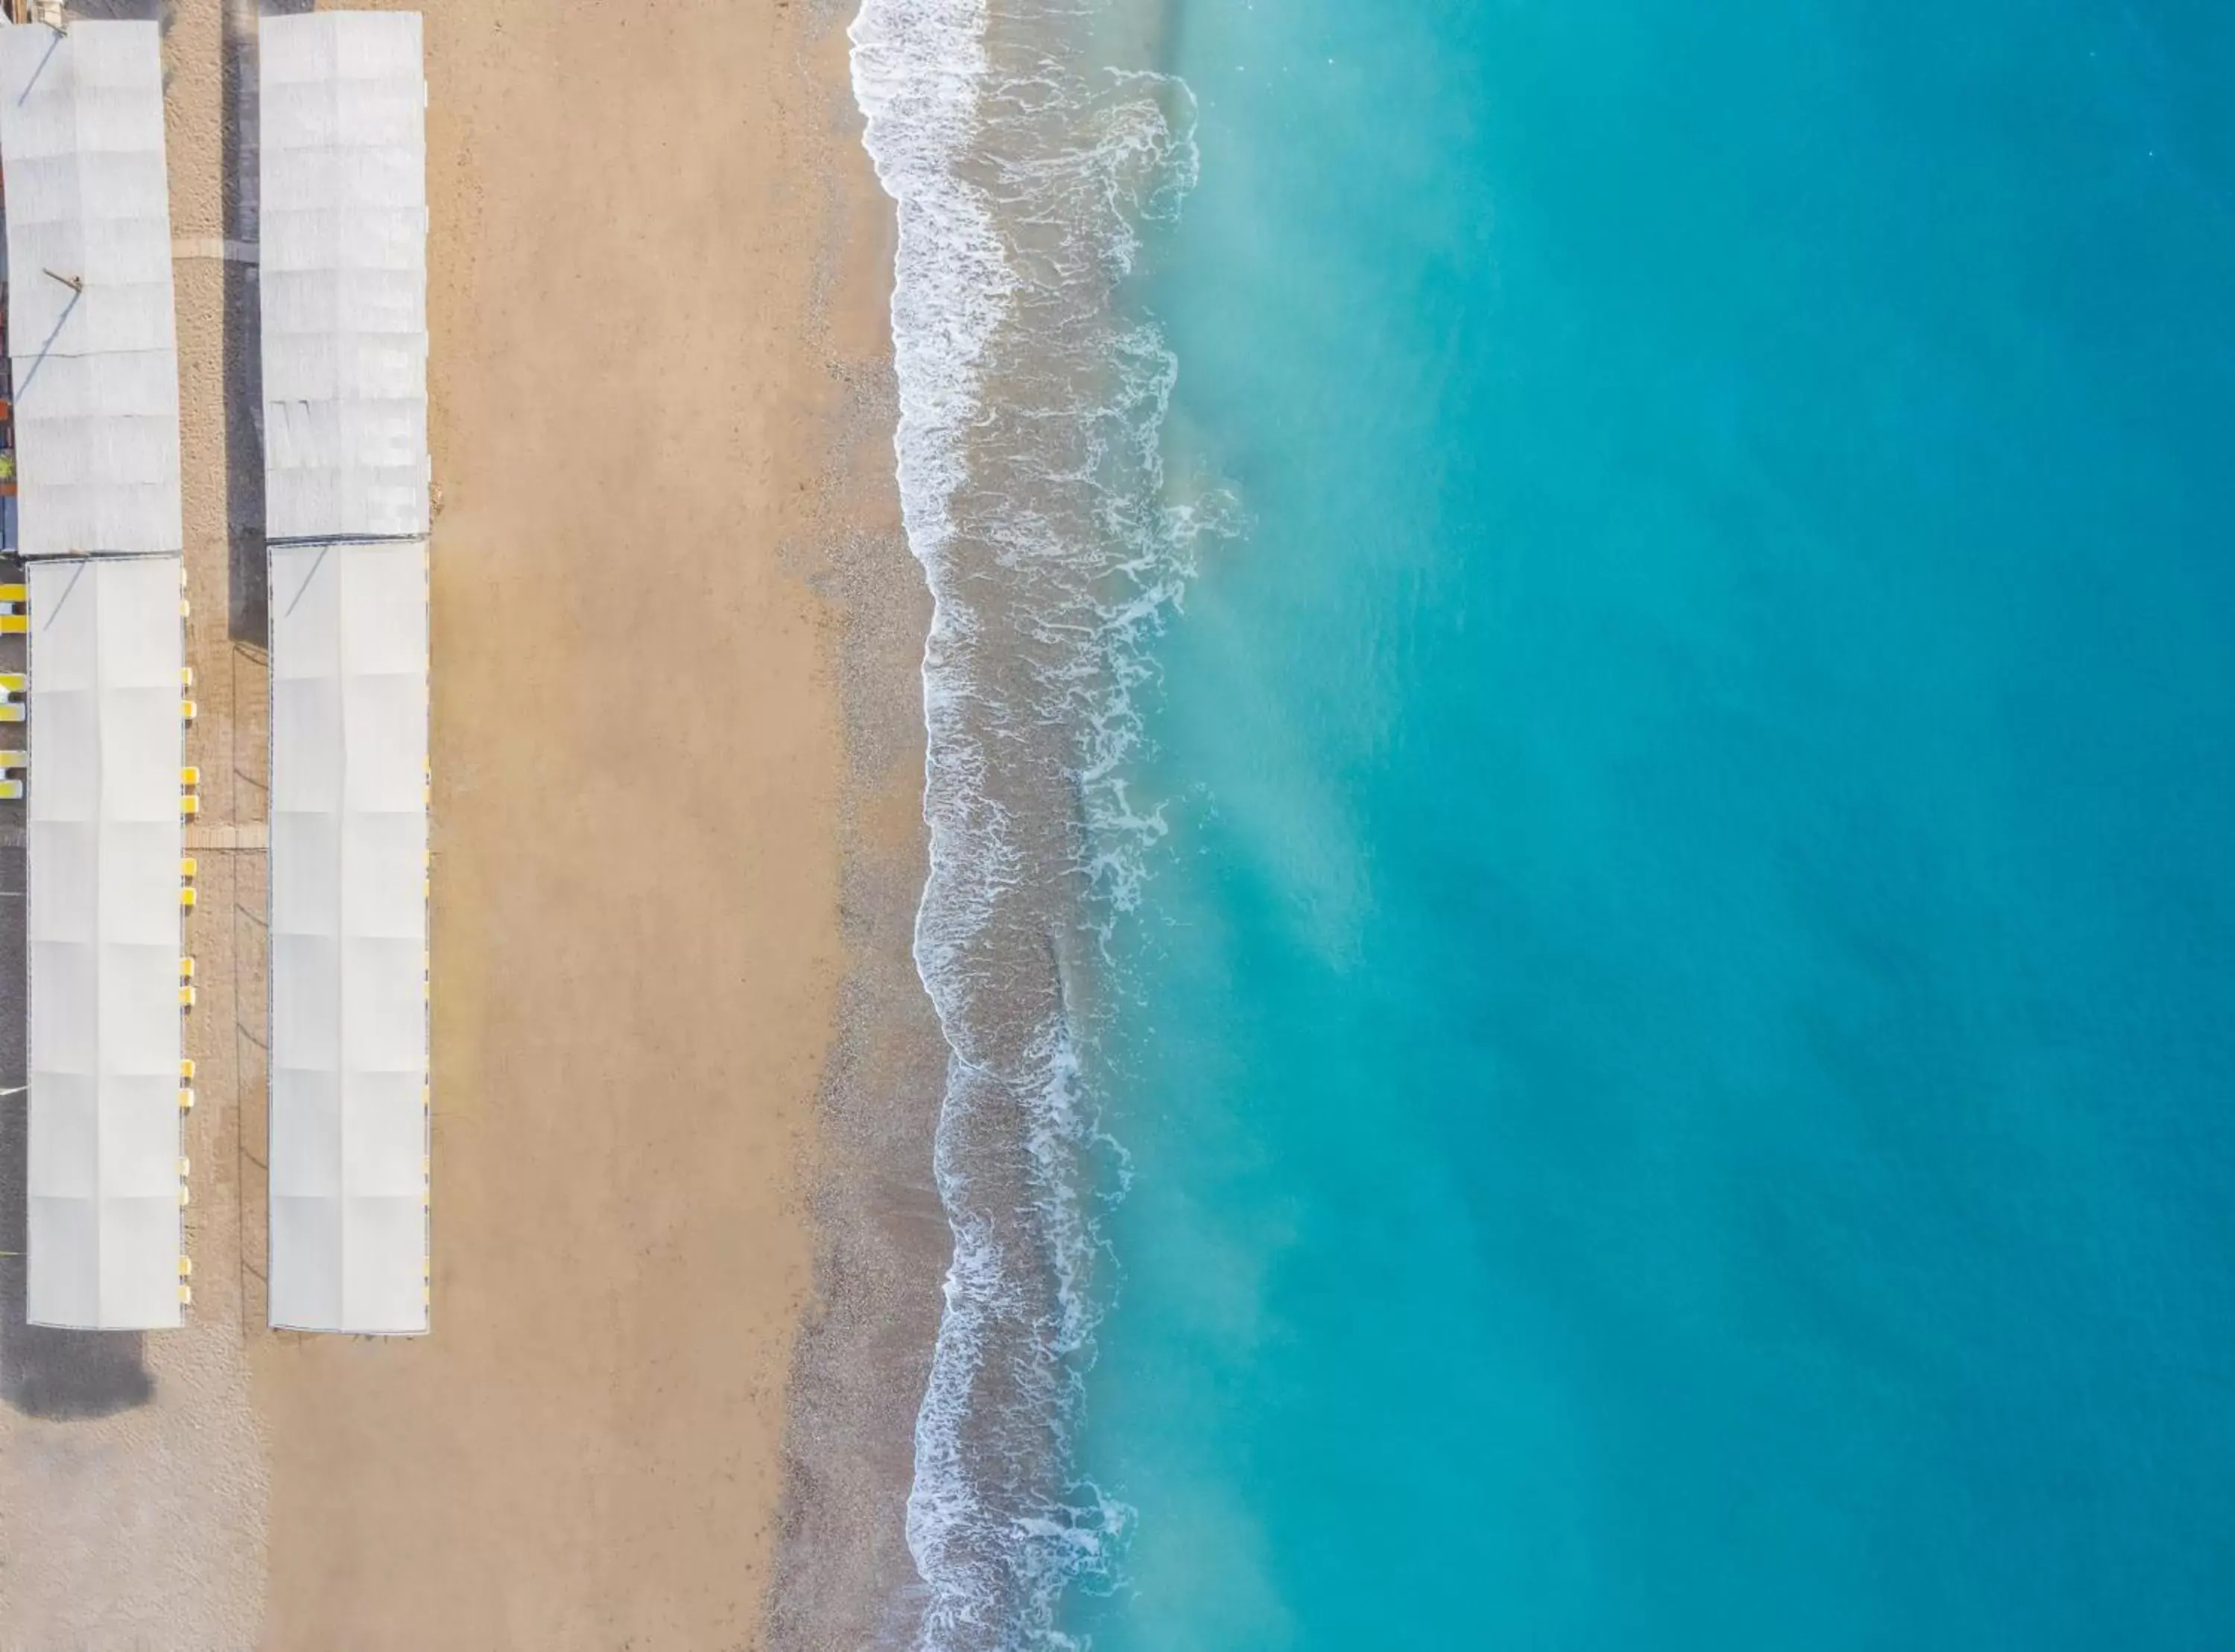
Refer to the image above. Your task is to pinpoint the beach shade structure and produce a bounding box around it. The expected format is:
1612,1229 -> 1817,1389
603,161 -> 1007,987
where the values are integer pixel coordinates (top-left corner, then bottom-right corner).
0,19 -> 192,1330
0,20 -> 183,560
267,539 -> 430,1335
22,556 -> 188,1329
260,11 -> 432,1335
260,10 -> 430,541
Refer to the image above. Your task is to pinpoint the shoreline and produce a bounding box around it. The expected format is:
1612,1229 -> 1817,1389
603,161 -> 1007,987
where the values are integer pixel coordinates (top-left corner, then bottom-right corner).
770,7 -> 954,1651
838,0 -> 1207,1637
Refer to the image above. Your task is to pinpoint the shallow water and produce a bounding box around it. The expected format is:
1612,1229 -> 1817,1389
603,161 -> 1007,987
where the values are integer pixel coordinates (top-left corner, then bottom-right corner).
858,1 -> 2235,1647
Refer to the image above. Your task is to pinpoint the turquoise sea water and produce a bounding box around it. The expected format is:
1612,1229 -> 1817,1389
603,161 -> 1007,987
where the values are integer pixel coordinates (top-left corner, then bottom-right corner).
1065,3 -> 2235,1648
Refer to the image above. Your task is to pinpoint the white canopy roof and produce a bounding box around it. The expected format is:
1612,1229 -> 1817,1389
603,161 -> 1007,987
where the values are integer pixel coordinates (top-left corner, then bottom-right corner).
25,555 -> 185,1329
267,539 -> 429,1335
0,21 -> 183,559
260,11 -> 429,541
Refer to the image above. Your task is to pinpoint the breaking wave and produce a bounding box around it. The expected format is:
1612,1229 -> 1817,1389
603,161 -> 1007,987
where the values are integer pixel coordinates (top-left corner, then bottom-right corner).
850,1 -> 1218,1645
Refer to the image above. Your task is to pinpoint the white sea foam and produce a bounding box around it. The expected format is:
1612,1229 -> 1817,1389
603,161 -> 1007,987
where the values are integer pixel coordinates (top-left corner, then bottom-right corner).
850,1 -> 1213,1645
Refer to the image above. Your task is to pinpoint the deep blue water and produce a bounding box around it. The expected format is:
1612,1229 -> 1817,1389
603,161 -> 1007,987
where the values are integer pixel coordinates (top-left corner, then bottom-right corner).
1072,4 -> 2235,1646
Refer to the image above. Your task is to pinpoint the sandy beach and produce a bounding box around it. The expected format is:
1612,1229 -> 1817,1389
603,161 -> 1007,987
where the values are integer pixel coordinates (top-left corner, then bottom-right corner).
0,1 -> 942,1647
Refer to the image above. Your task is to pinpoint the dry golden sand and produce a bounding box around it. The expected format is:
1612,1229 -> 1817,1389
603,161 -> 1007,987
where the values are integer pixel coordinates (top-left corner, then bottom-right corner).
1,1 -> 918,1648
256,1 -> 882,1647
